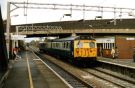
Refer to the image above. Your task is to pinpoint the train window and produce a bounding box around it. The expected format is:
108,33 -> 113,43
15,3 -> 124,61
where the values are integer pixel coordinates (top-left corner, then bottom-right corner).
77,42 -> 83,48
53,43 -> 54,48
56,43 -> 58,48
52,43 -> 54,48
65,42 -> 68,48
67,42 -> 70,49
64,42 -> 65,48
62,42 -> 65,48
47,43 -> 49,48
53,43 -> 56,48
64,42 -> 66,48
89,42 -> 95,48
54,43 -> 55,48
59,43 -> 62,49
65,42 -> 67,48
58,43 -> 60,48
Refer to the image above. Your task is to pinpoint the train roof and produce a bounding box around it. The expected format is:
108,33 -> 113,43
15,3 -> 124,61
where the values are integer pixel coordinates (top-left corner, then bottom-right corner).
52,35 -> 95,42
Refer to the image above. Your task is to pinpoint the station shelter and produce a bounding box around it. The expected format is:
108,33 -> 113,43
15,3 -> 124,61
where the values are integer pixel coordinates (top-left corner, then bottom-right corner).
96,37 -> 115,58
96,36 -> 135,59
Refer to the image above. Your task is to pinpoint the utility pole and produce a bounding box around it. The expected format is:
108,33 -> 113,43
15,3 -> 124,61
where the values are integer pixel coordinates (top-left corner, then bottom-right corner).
6,2 -> 11,59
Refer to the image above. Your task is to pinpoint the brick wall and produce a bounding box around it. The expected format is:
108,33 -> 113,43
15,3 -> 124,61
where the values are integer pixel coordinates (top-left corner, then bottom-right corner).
116,36 -> 135,59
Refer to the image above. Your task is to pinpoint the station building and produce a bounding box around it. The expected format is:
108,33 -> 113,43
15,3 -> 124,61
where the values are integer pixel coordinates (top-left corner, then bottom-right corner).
96,36 -> 135,59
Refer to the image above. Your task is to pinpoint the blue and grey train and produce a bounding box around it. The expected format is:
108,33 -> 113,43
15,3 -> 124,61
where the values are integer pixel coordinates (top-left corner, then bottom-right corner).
39,36 -> 97,64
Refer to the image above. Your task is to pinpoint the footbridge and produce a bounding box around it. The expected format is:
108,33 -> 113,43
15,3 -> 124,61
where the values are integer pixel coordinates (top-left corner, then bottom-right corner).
11,19 -> 135,37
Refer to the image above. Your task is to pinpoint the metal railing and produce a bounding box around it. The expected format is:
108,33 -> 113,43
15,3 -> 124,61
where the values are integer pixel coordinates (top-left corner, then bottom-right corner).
14,26 -> 135,35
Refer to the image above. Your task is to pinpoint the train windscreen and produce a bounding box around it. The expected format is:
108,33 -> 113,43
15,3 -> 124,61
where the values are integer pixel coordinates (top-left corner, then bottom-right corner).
78,36 -> 94,40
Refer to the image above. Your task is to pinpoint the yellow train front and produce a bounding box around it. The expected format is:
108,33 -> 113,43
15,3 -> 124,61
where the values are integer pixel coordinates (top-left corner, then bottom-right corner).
73,37 -> 97,64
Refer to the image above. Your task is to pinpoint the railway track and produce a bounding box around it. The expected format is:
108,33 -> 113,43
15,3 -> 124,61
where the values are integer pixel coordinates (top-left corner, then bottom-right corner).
31,49 -> 93,88
30,46 -> 135,88
84,68 -> 135,88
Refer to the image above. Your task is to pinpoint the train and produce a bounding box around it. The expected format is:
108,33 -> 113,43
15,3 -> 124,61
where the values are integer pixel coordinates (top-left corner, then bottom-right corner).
39,35 -> 97,65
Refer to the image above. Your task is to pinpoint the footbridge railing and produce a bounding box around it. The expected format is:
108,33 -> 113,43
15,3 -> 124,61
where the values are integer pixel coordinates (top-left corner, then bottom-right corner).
14,26 -> 135,35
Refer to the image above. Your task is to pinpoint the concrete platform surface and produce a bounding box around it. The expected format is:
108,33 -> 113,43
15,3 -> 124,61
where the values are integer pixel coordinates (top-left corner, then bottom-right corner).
3,51 -> 69,88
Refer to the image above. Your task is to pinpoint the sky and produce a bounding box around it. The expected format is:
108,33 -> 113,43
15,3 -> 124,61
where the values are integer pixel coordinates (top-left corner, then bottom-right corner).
1,0 -> 135,25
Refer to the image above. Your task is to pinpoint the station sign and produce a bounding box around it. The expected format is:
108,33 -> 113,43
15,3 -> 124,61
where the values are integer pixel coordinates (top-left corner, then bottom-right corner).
126,37 -> 135,40
11,35 -> 26,40
96,37 -> 115,43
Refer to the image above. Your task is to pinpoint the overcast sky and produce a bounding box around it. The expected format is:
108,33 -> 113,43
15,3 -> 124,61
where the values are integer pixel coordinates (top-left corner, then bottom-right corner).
1,0 -> 135,25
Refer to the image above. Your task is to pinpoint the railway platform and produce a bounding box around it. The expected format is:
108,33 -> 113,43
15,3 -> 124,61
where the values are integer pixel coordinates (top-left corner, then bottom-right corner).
97,57 -> 135,68
1,50 -> 69,88
97,56 -> 135,82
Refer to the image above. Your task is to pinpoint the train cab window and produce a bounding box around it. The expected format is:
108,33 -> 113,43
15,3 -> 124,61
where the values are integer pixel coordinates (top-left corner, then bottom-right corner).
77,42 -> 83,48
89,42 -> 95,48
